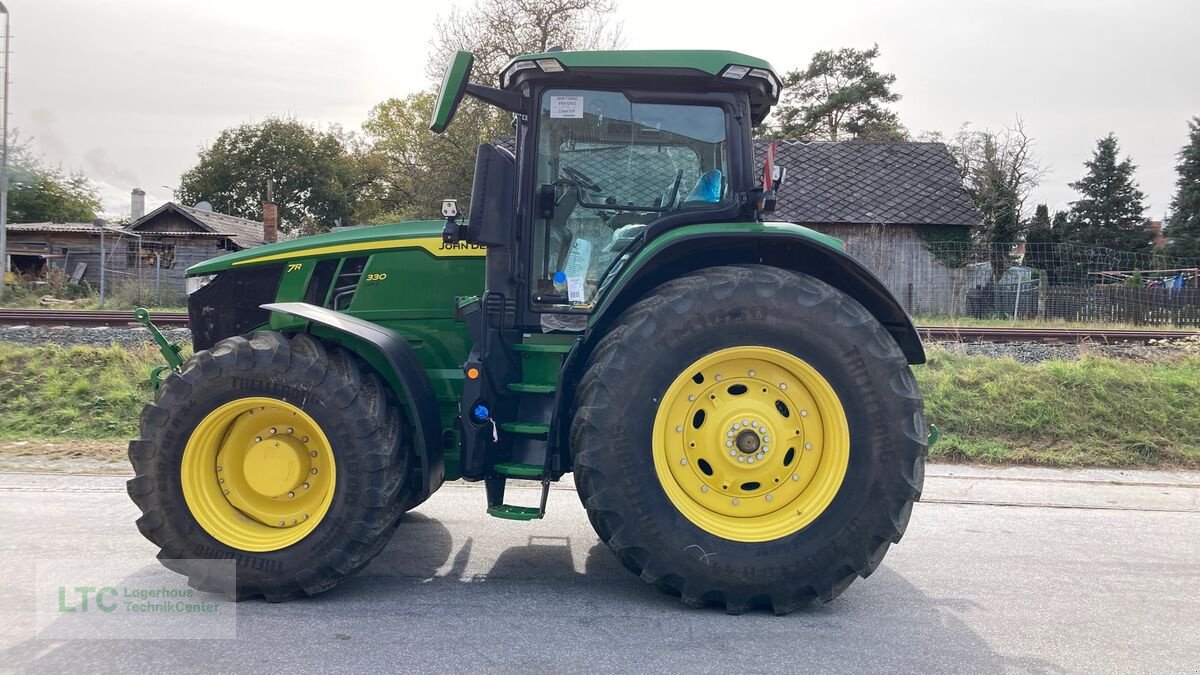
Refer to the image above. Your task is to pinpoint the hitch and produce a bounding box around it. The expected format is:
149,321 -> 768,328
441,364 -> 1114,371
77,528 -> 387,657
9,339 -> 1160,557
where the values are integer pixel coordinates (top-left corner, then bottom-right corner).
134,307 -> 184,390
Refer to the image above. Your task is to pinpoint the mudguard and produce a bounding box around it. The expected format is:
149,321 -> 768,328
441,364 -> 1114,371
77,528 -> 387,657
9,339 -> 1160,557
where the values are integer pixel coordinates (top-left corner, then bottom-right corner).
589,222 -> 925,364
261,302 -> 444,500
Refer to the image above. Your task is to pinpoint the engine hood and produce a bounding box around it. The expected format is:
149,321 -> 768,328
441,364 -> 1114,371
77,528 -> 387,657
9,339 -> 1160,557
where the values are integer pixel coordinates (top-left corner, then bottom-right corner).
187,220 -> 484,276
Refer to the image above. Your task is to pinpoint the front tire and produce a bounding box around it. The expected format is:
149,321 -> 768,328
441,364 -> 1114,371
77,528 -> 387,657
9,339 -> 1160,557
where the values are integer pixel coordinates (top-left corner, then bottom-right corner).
127,332 -> 409,601
570,265 -> 926,614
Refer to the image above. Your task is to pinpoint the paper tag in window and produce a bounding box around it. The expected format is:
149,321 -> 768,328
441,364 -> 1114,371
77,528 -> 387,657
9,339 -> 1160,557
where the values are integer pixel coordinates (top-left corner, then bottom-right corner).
563,238 -> 592,303
566,277 -> 586,303
549,96 -> 584,119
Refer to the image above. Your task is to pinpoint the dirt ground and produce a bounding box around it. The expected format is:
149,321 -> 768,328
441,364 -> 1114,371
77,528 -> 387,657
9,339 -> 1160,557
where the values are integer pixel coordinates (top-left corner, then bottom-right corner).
0,440 -> 130,474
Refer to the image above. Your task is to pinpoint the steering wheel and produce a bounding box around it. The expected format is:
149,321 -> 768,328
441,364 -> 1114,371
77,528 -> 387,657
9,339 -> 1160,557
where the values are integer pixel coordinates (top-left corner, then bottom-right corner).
561,165 -> 603,193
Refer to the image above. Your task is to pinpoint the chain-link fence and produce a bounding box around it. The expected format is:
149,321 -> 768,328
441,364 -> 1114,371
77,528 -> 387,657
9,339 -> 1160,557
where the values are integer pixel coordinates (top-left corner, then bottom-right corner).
847,239 -> 1200,327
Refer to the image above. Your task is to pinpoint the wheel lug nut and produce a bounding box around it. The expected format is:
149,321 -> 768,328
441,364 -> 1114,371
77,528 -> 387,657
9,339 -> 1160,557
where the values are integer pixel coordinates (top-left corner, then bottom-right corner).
302,483 -> 309,489
715,374 -> 723,381
726,440 -> 733,447
287,427 -> 294,434
791,474 -> 799,481
733,423 -> 740,430
311,468 -> 318,474
741,419 -> 749,426
763,436 -> 770,442
218,478 -> 224,484
700,485 -> 709,493
729,450 -> 736,456
216,466 -> 222,472
751,421 -> 758,428
765,494 -> 773,502
748,458 -> 755,464
756,453 -> 764,460
278,521 -> 285,526
780,383 -> 787,390
270,427 -> 277,434
288,491 -> 295,498
804,443 -> 813,450
675,425 -> 683,432
223,489 -> 230,495
254,436 -> 262,443
748,370 -> 756,377
688,395 -> 696,401
737,456 -> 745,463
680,458 -> 687,465
301,436 -> 309,443
800,410 -> 808,417
727,431 -> 735,437
731,498 -> 740,506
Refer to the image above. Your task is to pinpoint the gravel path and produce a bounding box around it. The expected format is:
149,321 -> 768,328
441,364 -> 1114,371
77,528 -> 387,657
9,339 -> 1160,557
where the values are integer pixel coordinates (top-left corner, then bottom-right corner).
0,325 -> 192,349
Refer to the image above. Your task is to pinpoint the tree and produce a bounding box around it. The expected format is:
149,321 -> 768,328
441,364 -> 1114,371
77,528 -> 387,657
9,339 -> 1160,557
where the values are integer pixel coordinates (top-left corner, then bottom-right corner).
1165,117 -> 1200,260
767,44 -> 903,142
7,135 -> 100,223
427,0 -> 624,83
362,93 -> 510,220
1065,133 -> 1149,252
937,121 -> 1044,280
177,118 -> 378,233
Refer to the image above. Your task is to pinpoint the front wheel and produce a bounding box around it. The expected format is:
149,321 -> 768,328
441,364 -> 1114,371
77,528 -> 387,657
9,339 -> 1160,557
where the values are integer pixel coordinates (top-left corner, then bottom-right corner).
570,265 -> 927,614
127,332 -> 410,601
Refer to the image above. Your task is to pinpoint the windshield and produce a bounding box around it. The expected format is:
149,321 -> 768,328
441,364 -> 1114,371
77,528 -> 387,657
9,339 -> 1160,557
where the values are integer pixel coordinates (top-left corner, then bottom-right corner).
532,89 -> 729,309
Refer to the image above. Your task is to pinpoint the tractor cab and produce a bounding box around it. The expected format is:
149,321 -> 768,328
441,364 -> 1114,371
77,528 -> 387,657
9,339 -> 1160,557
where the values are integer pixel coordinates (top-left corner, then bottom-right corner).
433,49 -> 782,324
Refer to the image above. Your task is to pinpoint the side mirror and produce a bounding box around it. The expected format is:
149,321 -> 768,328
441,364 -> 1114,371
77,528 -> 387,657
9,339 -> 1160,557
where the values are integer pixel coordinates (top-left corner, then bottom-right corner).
429,51 -> 475,133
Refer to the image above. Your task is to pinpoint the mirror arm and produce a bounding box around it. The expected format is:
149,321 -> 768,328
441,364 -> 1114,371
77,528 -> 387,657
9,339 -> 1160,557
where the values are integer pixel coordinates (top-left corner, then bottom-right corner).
465,83 -> 523,114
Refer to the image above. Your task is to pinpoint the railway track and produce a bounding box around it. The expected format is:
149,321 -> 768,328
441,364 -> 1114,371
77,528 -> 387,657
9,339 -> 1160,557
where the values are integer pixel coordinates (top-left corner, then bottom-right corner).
0,308 -> 1196,343
0,308 -> 189,328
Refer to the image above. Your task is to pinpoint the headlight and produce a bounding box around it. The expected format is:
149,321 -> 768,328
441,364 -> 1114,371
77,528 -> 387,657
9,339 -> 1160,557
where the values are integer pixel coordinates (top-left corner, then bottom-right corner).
186,274 -> 215,295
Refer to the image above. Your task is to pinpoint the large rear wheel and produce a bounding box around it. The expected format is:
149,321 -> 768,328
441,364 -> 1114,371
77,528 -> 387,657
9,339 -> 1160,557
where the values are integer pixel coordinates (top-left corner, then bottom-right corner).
127,332 -> 410,601
571,265 -> 926,614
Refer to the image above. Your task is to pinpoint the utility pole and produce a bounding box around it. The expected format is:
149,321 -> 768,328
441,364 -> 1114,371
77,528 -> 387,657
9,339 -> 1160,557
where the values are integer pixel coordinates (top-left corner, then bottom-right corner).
0,3 -> 11,300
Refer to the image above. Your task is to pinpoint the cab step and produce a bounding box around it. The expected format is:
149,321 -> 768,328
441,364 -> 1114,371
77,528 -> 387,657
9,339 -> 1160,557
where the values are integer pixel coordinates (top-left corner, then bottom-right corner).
486,504 -> 542,521
500,422 -> 550,435
494,462 -> 544,477
512,343 -> 573,354
485,475 -> 551,521
508,382 -> 555,394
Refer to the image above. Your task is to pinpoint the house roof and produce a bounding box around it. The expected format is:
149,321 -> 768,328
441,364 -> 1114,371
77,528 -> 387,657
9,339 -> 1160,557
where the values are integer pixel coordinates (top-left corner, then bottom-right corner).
5,222 -> 124,234
758,141 -> 979,227
129,203 -> 266,250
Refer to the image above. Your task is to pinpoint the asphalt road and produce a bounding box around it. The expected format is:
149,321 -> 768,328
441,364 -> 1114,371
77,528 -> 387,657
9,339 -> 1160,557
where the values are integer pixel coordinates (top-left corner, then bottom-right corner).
1,465 -> 1198,674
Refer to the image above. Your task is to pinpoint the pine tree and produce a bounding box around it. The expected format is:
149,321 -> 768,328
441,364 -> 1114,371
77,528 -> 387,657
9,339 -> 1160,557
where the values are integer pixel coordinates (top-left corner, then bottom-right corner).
1166,117 -> 1200,260
1066,133 -> 1149,252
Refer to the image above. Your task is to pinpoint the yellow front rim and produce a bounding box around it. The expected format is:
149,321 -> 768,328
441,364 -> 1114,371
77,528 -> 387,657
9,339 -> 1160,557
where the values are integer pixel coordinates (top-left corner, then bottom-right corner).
181,397 -> 336,552
652,346 -> 850,542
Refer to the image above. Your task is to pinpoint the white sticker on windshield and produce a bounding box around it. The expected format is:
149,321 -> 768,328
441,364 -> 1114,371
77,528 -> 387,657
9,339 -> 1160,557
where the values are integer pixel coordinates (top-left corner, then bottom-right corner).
550,96 -> 584,119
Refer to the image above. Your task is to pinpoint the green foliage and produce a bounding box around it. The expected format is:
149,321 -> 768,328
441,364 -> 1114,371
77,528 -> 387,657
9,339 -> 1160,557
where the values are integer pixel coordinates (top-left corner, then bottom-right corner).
1165,117 -> 1200,260
363,94 -> 510,219
917,224 -> 972,268
918,348 -> 1200,468
766,44 -> 903,141
7,137 -> 100,223
1065,133 -> 1150,252
177,118 -> 380,233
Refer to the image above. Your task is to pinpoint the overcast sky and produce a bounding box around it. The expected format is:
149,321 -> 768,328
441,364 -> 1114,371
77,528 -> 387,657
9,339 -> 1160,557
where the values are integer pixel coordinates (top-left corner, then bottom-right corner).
11,0 -> 1199,221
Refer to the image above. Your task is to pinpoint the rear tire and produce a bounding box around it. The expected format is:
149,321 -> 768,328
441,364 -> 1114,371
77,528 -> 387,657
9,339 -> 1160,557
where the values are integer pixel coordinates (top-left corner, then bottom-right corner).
570,265 -> 926,614
127,332 -> 410,601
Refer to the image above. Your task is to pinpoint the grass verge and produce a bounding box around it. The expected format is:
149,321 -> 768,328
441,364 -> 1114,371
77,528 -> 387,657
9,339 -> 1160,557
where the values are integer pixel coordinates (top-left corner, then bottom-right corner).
918,346 -> 1200,468
0,342 -> 1197,469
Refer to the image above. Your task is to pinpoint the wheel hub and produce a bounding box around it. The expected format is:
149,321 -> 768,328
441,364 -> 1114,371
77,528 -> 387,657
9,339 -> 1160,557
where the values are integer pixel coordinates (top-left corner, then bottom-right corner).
181,398 -> 336,552
652,346 -> 850,542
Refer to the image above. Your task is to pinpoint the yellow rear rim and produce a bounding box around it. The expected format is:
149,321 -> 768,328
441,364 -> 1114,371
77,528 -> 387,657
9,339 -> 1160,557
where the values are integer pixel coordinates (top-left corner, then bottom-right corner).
181,397 -> 336,552
652,346 -> 850,542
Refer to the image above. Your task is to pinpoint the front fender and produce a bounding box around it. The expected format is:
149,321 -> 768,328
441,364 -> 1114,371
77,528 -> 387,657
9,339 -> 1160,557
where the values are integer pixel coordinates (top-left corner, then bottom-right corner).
590,222 -> 925,364
261,302 -> 444,500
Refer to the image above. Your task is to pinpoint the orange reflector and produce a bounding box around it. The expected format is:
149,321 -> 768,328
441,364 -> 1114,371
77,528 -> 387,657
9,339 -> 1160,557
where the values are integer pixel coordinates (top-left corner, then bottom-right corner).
466,367 -> 480,380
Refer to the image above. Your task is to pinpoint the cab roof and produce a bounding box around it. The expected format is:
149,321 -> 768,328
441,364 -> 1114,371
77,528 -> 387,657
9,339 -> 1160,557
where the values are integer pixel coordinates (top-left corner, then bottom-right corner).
500,49 -> 782,124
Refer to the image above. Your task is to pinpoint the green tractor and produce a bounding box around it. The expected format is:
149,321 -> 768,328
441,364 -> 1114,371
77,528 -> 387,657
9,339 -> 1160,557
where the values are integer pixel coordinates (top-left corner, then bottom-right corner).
128,49 -> 928,614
